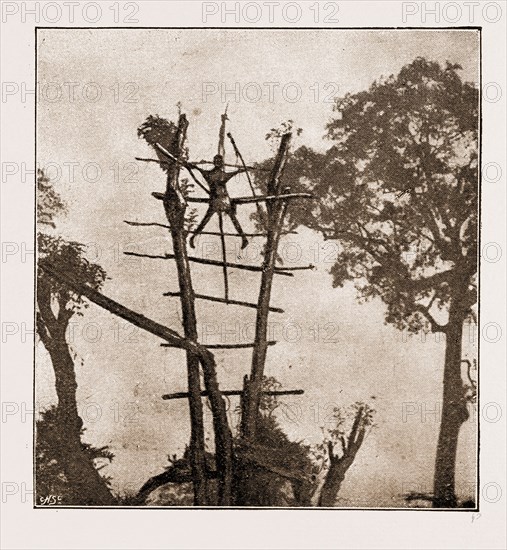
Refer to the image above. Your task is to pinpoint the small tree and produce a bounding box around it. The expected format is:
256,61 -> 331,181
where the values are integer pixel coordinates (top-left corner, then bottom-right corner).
238,379 -> 374,507
36,170 -> 114,505
37,169 -> 65,228
37,235 -> 107,430
312,403 -> 375,507
282,58 -> 478,507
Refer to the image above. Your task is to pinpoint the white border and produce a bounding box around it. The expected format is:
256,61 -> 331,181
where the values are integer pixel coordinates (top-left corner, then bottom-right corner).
1,1 -> 505,549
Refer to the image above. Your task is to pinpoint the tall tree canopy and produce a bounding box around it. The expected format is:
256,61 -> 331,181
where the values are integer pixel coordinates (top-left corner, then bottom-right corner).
269,58 -> 478,507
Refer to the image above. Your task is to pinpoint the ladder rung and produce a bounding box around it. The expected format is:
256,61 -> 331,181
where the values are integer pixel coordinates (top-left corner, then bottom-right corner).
163,292 -> 284,313
161,340 -> 277,350
162,389 -> 304,400
125,252 -> 295,277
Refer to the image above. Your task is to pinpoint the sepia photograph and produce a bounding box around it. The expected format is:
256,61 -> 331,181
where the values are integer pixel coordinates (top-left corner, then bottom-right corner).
34,27 -> 480,509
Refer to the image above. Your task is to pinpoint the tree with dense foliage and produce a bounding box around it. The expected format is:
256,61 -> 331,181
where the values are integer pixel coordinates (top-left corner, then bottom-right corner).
266,58 -> 478,508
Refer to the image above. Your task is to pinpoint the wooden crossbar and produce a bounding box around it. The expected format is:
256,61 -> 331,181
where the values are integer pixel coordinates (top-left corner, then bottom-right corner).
195,160 -> 263,170
205,342 -> 276,349
124,220 -> 297,238
137,156 -> 270,172
152,192 -> 314,205
162,389 -> 304,400
152,145 -> 211,195
124,251 -> 294,277
276,264 -> 316,271
163,292 -> 284,313
125,220 -> 170,229
232,193 -> 314,205
161,340 -> 277,350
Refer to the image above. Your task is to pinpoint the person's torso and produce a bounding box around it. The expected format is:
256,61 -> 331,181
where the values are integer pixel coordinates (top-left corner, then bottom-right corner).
207,169 -> 230,193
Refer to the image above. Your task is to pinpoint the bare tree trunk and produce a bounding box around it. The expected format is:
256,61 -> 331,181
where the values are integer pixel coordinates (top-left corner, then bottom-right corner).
170,226 -> 208,505
160,114 -> 234,505
242,133 -> 292,440
433,295 -> 469,508
36,300 -> 114,505
161,114 -> 207,505
200,359 -> 234,505
318,456 -> 354,507
42,335 -> 82,433
234,134 -> 292,506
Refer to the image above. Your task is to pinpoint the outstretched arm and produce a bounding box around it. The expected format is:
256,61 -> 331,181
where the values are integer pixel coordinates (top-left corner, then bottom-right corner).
154,143 -> 210,194
224,168 -> 247,182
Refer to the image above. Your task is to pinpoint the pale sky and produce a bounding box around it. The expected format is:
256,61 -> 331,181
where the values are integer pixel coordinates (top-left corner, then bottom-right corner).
36,29 -> 479,506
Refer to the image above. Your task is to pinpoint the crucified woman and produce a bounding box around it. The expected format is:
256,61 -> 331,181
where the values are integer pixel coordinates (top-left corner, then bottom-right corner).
154,111 -> 250,249
186,154 -> 248,249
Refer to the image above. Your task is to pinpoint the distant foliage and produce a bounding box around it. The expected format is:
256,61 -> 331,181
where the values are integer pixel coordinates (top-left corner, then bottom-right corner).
37,169 -> 66,229
137,115 -> 178,152
265,119 -> 302,145
38,233 -> 107,314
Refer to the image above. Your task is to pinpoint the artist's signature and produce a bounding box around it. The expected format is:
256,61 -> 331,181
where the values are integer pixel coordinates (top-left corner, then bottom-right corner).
39,495 -> 62,506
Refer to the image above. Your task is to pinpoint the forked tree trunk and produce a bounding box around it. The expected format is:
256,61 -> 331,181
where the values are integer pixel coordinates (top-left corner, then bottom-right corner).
317,406 -> 367,507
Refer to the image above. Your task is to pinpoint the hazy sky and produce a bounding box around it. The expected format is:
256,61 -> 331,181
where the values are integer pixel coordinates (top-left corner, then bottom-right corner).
36,29 -> 479,506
